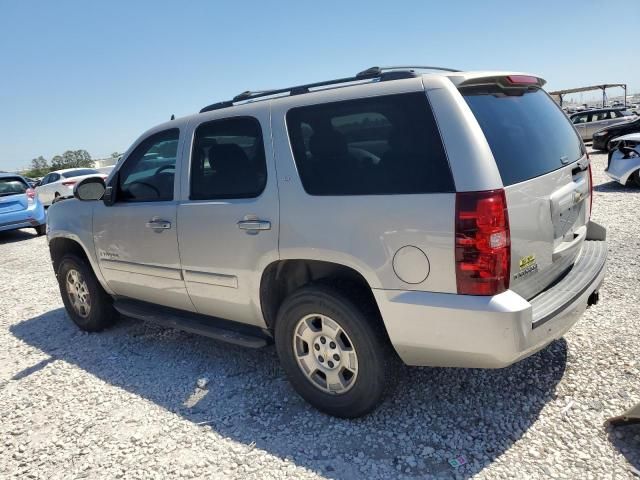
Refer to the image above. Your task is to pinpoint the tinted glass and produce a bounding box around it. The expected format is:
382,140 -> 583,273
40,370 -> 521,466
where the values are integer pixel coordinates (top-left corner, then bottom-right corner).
62,169 -> 99,178
286,92 -> 453,195
118,129 -> 179,202
190,117 -> 267,199
464,89 -> 584,186
0,177 -> 29,196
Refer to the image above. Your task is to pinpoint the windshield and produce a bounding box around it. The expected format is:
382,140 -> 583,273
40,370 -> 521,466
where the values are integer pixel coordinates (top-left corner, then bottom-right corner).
62,169 -> 99,178
463,88 -> 584,186
0,177 -> 29,197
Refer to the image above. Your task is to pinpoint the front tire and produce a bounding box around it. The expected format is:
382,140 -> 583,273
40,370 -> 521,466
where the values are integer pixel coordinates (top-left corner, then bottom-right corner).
34,224 -> 46,236
57,254 -> 118,332
275,285 -> 392,418
630,170 -> 640,188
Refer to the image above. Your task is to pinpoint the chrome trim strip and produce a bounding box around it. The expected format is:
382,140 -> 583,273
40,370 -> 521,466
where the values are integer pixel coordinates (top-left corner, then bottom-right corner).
100,259 -> 183,280
184,270 -> 238,288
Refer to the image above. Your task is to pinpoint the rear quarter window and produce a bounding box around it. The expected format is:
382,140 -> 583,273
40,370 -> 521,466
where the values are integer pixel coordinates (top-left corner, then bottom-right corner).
286,92 -> 454,195
464,89 -> 584,186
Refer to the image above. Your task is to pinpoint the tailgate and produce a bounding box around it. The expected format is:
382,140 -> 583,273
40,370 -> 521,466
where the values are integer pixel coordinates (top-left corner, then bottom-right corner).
505,160 -> 590,299
461,78 -> 589,299
0,177 -> 30,213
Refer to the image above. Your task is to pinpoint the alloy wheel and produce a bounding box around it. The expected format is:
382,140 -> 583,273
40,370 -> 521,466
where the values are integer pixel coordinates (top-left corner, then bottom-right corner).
292,313 -> 359,394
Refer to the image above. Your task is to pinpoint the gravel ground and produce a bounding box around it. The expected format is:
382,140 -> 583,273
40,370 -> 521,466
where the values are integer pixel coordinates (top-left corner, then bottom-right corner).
1,149 -> 639,479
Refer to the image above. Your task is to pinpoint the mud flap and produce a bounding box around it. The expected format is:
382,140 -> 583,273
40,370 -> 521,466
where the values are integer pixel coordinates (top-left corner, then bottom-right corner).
586,220 -> 607,241
607,402 -> 640,426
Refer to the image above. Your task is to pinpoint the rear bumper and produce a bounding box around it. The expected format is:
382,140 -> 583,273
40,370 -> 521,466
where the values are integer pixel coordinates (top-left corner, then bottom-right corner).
0,203 -> 46,232
374,231 -> 607,368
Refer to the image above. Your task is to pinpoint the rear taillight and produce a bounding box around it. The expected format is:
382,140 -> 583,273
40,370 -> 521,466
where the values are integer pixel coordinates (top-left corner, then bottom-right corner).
26,188 -> 36,205
62,180 -> 77,187
455,189 -> 510,296
588,163 -> 593,219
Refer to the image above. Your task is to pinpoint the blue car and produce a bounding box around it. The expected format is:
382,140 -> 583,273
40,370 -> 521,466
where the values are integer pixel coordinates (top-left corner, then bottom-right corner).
0,172 -> 47,235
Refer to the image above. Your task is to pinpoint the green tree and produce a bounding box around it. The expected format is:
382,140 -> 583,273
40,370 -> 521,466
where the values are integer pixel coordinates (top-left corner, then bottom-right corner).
50,154 -> 65,170
73,149 -> 93,167
28,156 -> 49,177
50,150 -> 94,169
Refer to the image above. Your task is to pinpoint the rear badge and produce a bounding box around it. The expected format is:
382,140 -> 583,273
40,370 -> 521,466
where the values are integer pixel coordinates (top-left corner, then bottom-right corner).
514,254 -> 538,280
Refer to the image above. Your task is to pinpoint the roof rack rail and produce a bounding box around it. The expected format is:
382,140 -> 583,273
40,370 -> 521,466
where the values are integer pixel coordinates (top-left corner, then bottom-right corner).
199,65 -> 458,113
357,65 -> 461,76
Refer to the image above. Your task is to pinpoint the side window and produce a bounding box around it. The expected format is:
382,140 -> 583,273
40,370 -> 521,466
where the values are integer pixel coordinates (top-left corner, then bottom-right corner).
50,173 -> 60,182
572,115 -> 588,124
286,92 -> 454,195
40,174 -> 50,185
190,117 -> 267,200
117,129 -> 179,202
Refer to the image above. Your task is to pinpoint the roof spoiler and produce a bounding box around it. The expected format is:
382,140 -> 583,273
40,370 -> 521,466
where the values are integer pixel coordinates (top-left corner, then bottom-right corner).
456,74 -> 546,92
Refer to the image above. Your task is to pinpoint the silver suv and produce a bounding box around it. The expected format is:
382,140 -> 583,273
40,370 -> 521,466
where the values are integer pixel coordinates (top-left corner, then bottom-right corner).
47,67 -> 608,418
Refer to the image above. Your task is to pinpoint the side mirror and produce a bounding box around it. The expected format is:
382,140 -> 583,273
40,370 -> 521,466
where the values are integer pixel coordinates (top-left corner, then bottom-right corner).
74,176 -> 106,201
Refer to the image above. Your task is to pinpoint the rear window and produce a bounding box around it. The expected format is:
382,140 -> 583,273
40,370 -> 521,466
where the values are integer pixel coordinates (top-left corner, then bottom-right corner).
62,169 -> 99,178
464,89 -> 584,186
286,92 -> 454,195
0,177 -> 28,196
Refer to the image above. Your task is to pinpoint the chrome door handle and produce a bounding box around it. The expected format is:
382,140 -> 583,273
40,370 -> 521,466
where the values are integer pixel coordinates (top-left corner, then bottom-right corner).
237,219 -> 271,231
146,219 -> 172,229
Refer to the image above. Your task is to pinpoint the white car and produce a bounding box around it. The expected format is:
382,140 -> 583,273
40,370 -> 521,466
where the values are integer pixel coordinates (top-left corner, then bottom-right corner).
605,133 -> 640,187
35,168 -> 107,206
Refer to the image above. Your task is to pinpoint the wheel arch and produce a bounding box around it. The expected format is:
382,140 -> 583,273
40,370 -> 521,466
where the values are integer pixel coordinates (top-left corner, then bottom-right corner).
259,259 -> 389,338
48,234 -> 112,294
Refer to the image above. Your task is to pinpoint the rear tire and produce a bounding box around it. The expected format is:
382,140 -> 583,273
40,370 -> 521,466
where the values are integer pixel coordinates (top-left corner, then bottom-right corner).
275,284 -> 392,418
34,224 -> 46,236
631,170 -> 640,188
57,254 -> 118,332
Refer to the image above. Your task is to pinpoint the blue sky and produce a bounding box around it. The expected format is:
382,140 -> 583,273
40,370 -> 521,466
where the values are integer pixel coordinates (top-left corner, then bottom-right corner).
1,0 -> 639,171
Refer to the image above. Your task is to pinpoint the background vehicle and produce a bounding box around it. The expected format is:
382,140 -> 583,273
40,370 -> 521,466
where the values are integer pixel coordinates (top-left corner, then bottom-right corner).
0,173 -> 46,235
605,133 -> 640,187
570,108 -> 636,141
592,116 -> 640,150
35,168 -> 107,206
22,176 -> 39,188
48,67 -> 607,418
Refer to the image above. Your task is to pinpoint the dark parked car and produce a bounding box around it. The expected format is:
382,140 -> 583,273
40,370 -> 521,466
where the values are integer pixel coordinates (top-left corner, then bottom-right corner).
569,108 -> 635,141
592,116 -> 640,151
